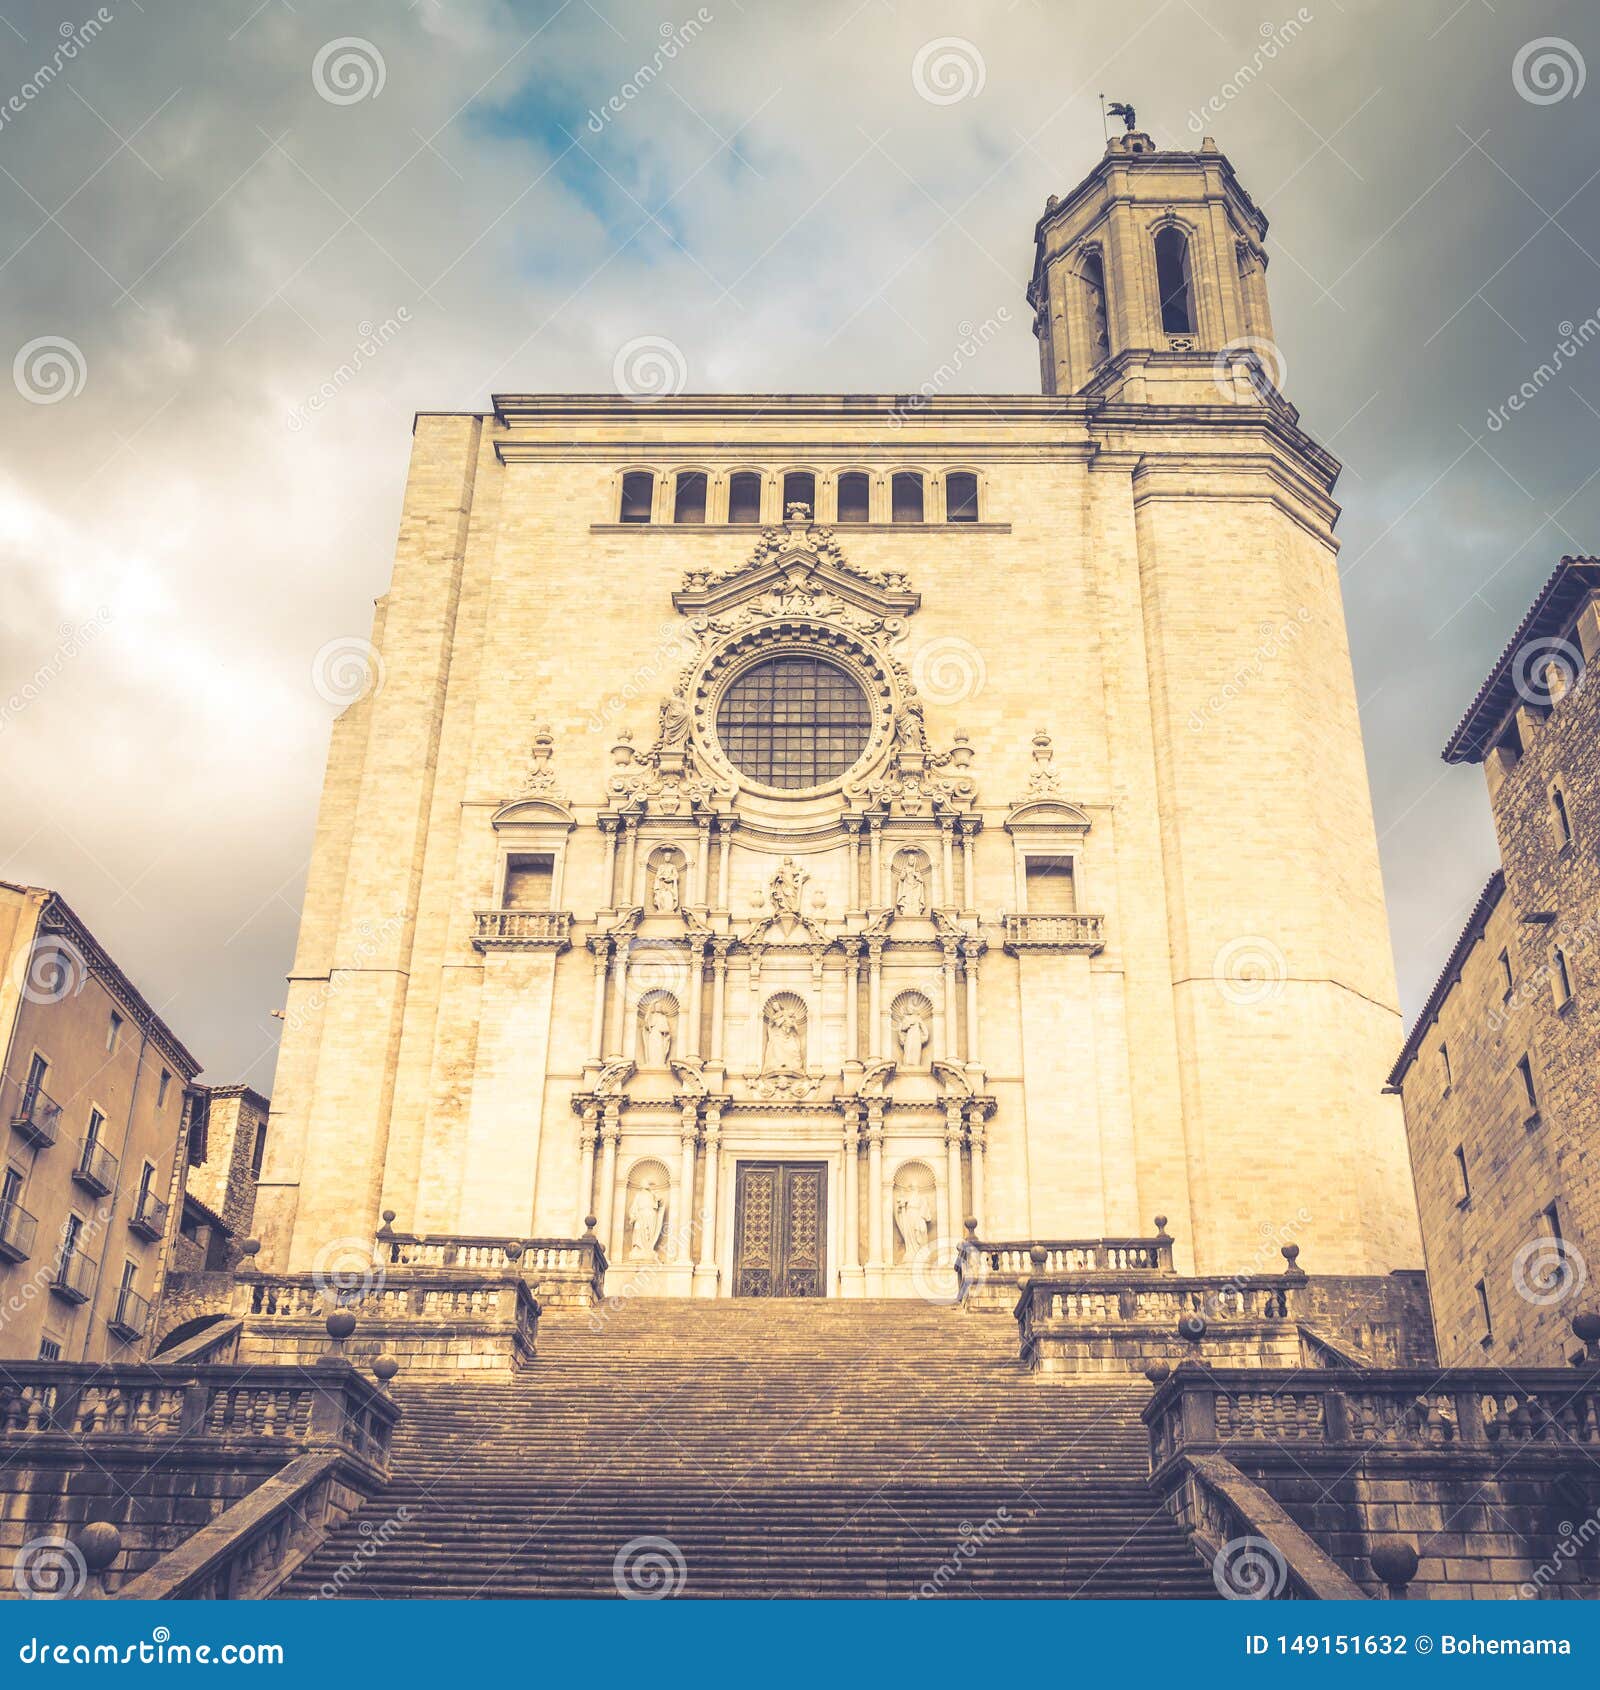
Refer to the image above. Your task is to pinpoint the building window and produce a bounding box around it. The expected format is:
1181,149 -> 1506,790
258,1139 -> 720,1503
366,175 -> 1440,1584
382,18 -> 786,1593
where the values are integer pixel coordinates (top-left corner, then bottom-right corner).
782,470 -> 815,519
37,1338 -> 61,1362
1154,226 -> 1194,336
1439,1042 -> 1452,1093
1517,1055 -> 1539,1120
1499,948 -> 1514,1001
106,1012 -> 123,1054
251,1122 -> 268,1179
714,654 -> 872,790
1,1166 -> 23,1217
22,1052 -> 47,1111
673,471 -> 707,524
1081,249 -> 1111,364
891,472 -> 924,523
945,472 -> 979,523
836,472 -> 870,523
1475,1278 -> 1493,1344
1550,783 -> 1574,849
503,852 -> 555,910
1024,857 -> 1077,913
619,471 -> 654,524
1544,1200 -> 1563,1244
1551,945 -> 1574,1009
157,1069 -> 171,1107
1453,1145 -> 1471,1205
727,471 -> 762,524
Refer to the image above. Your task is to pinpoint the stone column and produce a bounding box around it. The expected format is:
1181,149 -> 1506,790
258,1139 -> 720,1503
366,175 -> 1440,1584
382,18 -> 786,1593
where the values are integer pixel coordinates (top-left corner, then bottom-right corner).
609,938 -> 632,1058
696,1103 -> 723,1287
710,939 -> 731,1060
868,816 -> 883,907
677,1103 -> 699,1263
575,1104 -> 599,1233
841,1103 -> 861,1272
588,939 -> 611,1059
943,1102 -> 965,1247
967,1107 -> 986,1235
962,937 -> 983,1065
694,820 -> 712,906
867,940 -> 885,1060
959,820 -> 977,908
599,818 -> 619,909
716,818 -> 736,909
939,942 -> 960,1060
842,939 -> 861,1062
843,817 -> 862,909
619,817 -> 640,906
597,1105 -> 622,1254
684,936 -> 706,1058
865,1103 -> 886,1273
939,818 -> 956,906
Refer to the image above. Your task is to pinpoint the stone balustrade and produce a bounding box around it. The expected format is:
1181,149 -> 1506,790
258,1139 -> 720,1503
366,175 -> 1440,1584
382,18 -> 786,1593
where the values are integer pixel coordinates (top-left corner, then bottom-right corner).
471,909 -> 573,950
378,1225 -> 607,1307
1000,911 -> 1105,953
976,1234 -> 1174,1277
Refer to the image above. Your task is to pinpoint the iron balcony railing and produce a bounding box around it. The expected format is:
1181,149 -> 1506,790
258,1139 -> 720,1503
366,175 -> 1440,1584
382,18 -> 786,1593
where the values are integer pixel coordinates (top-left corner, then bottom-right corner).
71,1136 -> 118,1197
11,1083 -> 62,1150
0,1201 -> 38,1264
128,1190 -> 169,1241
50,1247 -> 98,1305
106,1285 -> 150,1342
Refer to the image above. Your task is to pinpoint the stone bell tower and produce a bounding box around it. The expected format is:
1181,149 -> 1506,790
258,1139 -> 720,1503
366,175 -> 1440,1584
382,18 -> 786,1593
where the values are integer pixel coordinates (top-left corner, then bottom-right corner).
1028,117 -> 1277,404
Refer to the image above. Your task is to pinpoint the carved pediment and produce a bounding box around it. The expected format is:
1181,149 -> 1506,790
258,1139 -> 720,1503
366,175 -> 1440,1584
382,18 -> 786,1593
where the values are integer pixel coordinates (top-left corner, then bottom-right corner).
491,795 -> 577,830
1004,797 -> 1092,833
674,526 -> 920,623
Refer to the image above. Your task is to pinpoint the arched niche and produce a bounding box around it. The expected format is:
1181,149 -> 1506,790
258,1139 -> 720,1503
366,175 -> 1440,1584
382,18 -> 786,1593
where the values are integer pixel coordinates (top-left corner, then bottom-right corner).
891,1161 -> 938,1265
635,989 -> 680,1069
622,1158 -> 672,1262
760,991 -> 807,1074
889,989 -> 933,1069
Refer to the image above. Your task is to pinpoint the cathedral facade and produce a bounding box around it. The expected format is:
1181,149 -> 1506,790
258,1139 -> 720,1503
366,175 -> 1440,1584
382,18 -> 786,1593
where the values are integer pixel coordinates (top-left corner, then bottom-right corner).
255,131 -> 1421,1296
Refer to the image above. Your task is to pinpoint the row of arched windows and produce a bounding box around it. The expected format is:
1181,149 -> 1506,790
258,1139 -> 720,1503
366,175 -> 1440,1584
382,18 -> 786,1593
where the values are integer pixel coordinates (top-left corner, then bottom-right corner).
617,467 -> 982,526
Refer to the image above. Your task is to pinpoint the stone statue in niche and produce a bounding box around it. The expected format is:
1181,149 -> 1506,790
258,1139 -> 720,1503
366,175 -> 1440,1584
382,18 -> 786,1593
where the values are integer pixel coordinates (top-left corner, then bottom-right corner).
895,1187 -> 933,1258
651,858 -> 682,913
628,1182 -> 666,1260
894,857 -> 927,916
762,999 -> 805,1073
895,1001 -> 930,1068
656,694 -> 692,755
893,696 -> 928,756
641,1002 -> 675,1067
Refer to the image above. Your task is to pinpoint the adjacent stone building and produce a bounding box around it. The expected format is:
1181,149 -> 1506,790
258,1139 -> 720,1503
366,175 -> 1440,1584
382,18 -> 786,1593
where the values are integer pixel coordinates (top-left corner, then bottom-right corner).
257,127 -> 1421,1300
0,882 -> 201,1361
1390,557 -> 1600,1366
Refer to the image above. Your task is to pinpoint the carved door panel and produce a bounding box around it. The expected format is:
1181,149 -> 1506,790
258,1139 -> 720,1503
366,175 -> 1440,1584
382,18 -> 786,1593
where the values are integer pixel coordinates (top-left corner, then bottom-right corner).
733,1161 -> 827,1297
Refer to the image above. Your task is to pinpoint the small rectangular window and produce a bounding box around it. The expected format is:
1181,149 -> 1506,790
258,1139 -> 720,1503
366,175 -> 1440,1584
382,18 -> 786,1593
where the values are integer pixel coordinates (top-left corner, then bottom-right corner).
85,1108 -> 104,1148
1550,784 -> 1574,848
1498,948 -> 1514,1001
1544,1200 -> 1563,1243
106,1012 -> 123,1054
1517,1055 -> 1539,1116
1475,1278 -> 1493,1342
1552,946 -> 1574,1008
503,852 -> 555,910
1439,1042 -> 1453,1091
157,1070 -> 171,1107
251,1122 -> 268,1179
1,1167 -> 22,1211
1024,857 -> 1077,914
37,1338 -> 61,1362
1453,1145 -> 1471,1204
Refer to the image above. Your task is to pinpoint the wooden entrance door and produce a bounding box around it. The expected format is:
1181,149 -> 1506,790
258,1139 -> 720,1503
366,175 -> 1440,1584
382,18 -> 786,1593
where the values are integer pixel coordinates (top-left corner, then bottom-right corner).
732,1161 -> 827,1297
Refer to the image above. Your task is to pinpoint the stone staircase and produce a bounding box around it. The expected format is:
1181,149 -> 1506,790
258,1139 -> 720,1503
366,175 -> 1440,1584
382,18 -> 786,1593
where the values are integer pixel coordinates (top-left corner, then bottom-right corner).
287,1298 -> 1217,1599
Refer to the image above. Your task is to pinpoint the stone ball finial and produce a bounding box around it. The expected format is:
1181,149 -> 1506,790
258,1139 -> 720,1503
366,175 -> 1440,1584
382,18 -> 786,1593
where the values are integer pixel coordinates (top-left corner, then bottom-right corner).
963,1216 -> 978,1239
381,1209 -> 396,1224
1178,1313 -> 1207,1344
1369,1541 -> 1420,1595
1282,1243 -> 1304,1277
1153,1215 -> 1169,1237
1144,1361 -> 1171,1385
77,1521 -> 121,1573
1572,1311 -> 1600,1345
240,1238 -> 261,1258
504,1240 -> 524,1262
584,1215 -> 599,1237
1029,1246 -> 1048,1269
373,1355 -> 400,1386
325,1309 -> 358,1343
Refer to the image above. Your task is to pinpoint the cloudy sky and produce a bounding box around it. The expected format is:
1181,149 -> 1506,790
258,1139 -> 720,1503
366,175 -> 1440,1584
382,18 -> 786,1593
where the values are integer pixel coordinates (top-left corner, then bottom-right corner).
0,0 -> 1595,1089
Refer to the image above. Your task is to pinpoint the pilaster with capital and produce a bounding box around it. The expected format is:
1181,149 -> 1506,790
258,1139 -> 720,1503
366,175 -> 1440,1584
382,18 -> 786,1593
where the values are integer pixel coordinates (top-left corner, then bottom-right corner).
597,1102 -> 623,1254
693,819 -> 712,905
865,1101 -> 886,1272
939,816 -> 957,904
709,937 -> 733,1061
676,1101 -> 700,1263
966,1104 -> 987,1236
575,1102 -> 600,1234
696,1101 -> 724,1277
943,1100 -> 966,1247
587,936 -> 612,1060
608,938 -> 632,1058
867,938 -> 885,1061
960,933 -> 986,1065
841,1101 -> 861,1272
939,940 -> 961,1061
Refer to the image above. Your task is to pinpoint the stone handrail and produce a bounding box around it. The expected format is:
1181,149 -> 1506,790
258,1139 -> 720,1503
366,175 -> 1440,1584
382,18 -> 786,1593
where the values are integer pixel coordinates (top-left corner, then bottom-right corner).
237,1269 -> 537,1338
1017,1272 -> 1306,1335
156,1317 -> 243,1366
1001,912 -> 1105,953
114,1451 -> 367,1600
0,1359 -> 396,1472
1146,1366 -> 1600,1469
978,1235 -> 1174,1276
1177,1451 -> 1367,1600
378,1231 -> 607,1306
471,909 -> 574,950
